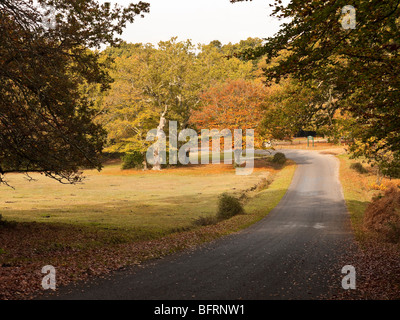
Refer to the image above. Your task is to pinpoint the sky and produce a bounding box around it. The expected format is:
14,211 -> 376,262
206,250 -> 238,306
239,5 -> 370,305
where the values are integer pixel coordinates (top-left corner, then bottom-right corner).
100,0 -> 288,46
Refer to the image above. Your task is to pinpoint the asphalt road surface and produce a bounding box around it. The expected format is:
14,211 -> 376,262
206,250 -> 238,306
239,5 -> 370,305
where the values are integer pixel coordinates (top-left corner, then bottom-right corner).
44,150 -> 356,300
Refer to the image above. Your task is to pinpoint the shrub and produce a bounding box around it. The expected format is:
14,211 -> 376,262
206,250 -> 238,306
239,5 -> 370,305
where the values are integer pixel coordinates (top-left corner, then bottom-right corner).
368,183 -> 387,191
0,214 -> 16,228
272,152 -> 287,165
122,152 -> 145,170
350,162 -> 368,174
364,186 -> 400,243
256,177 -> 273,191
217,193 -> 245,220
193,215 -> 218,227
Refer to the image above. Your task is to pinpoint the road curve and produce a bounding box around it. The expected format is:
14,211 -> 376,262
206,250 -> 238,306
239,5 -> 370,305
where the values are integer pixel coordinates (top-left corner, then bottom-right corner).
44,150 -> 356,300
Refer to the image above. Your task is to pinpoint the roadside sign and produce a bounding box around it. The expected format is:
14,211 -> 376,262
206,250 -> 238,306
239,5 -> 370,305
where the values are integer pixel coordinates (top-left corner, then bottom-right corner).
307,136 -> 315,148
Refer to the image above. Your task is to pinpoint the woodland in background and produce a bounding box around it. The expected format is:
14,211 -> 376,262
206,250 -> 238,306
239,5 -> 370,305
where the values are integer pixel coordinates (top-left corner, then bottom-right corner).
3,1 -> 399,182
231,0 -> 400,180
92,37 -> 270,169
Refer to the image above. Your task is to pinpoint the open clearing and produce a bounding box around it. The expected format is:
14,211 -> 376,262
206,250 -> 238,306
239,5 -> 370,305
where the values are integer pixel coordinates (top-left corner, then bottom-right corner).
1,159 -> 280,235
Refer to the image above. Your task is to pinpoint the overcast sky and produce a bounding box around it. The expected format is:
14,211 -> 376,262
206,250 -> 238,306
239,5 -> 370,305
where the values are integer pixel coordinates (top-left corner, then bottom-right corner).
101,0 -> 288,46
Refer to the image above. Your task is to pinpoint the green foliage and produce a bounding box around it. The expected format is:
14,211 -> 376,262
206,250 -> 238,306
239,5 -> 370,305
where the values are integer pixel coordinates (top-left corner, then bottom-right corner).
0,0 -> 149,184
233,0 -> 400,170
217,193 -> 245,220
272,153 -> 287,165
261,78 -> 317,140
350,162 -> 368,174
197,43 -> 255,88
220,37 -> 264,64
122,152 -> 145,170
96,43 -> 159,156
351,137 -> 400,182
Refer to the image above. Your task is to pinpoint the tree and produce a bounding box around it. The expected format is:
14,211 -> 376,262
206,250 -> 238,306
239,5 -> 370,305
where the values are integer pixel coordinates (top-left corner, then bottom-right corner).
196,42 -> 255,85
98,39 -> 255,170
190,79 -> 268,148
255,51 -> 350,142
96,50 -> 158,161
260,76 -> 355,142
221,37 -> 264,61
260,78 -> 316,141
98,39 -> 201,170
232,0 -> 400,172
0,0 -> 149,184
352,137 -> 400,184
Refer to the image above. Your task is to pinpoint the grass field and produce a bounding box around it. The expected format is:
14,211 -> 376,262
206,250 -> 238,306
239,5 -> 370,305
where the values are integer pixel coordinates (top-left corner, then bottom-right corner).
1,158 -> 283,237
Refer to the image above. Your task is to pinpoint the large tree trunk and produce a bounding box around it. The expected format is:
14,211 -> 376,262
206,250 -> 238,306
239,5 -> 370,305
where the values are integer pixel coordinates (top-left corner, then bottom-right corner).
152,106 -> 168,171
376,167 -> 383,185
142,158 -> 148,171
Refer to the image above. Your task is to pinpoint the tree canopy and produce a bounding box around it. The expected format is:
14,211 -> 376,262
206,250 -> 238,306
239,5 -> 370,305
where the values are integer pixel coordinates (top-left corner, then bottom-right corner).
96,38 -> 256,168
190,79 -> 268,148
0,0 -> 149,184
232,0 -> 400,176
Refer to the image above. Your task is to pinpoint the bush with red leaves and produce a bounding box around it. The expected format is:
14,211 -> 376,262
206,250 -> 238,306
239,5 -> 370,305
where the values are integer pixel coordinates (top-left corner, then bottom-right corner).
364,186 -> 400,243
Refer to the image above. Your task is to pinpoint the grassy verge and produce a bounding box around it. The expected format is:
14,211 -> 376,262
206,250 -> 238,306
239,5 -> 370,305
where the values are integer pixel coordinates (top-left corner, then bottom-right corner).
337,154 -> 376,241
241,161 -> 296,228
0,159 -> 296,300
337,154 -> 399,241
337,153 -> 400,299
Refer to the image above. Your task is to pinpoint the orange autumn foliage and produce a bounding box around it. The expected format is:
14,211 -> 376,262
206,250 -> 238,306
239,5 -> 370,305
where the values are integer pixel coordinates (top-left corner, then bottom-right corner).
189,79 -> 268,148
364,186 -> 400,242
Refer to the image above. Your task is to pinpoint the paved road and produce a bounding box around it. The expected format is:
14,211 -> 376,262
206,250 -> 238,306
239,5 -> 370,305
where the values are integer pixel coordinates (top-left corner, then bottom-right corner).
44,150 -> 356,300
